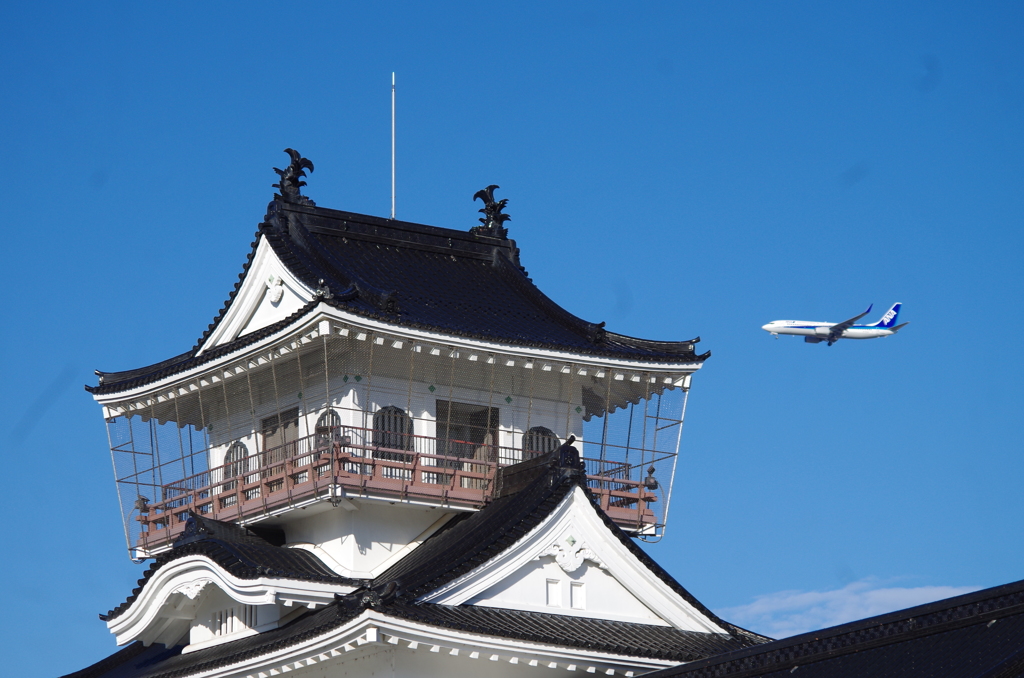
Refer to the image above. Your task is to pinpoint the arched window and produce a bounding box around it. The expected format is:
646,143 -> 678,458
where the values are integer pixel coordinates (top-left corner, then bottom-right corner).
373,406 -> 413,466
223,441 -> 249,490
523,426 -> 560,457
315,409 -> 342,448
373,406 -> 413,451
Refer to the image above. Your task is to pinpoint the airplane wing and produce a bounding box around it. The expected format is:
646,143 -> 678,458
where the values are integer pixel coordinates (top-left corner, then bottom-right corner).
827,304 -> 873,344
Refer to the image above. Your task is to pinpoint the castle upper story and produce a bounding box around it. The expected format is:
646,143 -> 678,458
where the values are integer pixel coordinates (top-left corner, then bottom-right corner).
88,150 -> 708,563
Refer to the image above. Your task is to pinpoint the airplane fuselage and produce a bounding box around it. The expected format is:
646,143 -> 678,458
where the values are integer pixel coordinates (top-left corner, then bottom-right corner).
760,321 -> 900,340
763,303 -> 907,344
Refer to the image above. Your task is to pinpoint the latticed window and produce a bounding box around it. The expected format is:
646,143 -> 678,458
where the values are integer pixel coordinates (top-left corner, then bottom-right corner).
213,605 -> 258,636
436,401 -> 498,460
315,409 -> 342,448
222,441 -> 249,490
261,408 -> 299,465
524,426 -> 560,456
373,406 -> 413,451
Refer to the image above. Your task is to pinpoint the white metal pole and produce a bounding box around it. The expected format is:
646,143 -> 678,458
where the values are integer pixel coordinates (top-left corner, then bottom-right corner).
391,72 -> 396,220
659,385 -> 690,540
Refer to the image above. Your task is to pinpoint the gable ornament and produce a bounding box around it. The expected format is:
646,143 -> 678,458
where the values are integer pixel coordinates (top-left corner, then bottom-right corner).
267,275 -> 285,304
538,538 -> 604,574
172,578 -> 211,600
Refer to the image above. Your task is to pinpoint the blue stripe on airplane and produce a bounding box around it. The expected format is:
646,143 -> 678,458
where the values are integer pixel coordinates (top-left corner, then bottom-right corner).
782,324 -> 888,329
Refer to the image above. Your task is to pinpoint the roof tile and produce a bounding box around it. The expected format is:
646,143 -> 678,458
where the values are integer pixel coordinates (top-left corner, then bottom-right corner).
90,199 -> 706,395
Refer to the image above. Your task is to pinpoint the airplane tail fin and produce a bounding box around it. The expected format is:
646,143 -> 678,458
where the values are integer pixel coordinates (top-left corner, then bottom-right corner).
869,303 -> 902,328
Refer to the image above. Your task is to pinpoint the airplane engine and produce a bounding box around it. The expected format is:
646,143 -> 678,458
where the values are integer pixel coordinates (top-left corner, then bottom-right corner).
804,336 -> 824,343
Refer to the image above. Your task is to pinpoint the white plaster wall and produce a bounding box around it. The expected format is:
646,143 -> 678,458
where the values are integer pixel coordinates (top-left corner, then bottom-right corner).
467,557 -> 667,625
296,371 -> 583,455
239,279 -> 307,339
204,350 -> 585,466
284,501 -> 449,578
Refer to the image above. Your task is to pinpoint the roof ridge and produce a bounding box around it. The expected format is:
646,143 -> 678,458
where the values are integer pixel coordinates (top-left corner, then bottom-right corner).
276,208 -> 398,313
90,194 -> 709,396
173,510 -> 276,547
285,201 -> 516,248
374,469 -> 582,599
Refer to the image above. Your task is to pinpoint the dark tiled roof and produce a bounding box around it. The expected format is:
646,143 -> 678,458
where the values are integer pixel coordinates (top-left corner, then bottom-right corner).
369,446 -> 764,644
102,513 -> 362,622
60,641 -> 162,678
80,451 -> 765,678
392,446 -> 765,642
89,197 -> 707,395
645,578 -> 1024,678
110,602 -> 363,678
74,600 -> 753,678
372,448 -> 765,651
87,299 -> 320,395
388,602 -> 758,662
368,452 -> 577,598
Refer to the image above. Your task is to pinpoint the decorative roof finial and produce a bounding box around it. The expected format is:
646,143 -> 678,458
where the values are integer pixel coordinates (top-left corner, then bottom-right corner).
471,184 -> 510,238
273,148 -> 316,206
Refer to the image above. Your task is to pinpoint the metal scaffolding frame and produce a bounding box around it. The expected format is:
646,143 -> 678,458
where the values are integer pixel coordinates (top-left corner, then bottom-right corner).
102,318 -> 692,559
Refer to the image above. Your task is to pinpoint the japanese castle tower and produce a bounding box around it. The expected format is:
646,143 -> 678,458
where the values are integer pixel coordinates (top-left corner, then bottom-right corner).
75,150 -> 770,677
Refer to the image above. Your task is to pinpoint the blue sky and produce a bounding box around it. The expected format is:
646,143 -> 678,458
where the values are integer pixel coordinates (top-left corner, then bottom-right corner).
2,2 -> 1022,675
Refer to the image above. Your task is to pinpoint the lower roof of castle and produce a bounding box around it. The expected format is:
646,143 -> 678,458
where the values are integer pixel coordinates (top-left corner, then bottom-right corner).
644,577 -> 1024,678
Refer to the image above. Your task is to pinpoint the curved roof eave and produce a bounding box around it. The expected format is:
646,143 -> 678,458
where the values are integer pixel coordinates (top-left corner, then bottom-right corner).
89,200 -> 709,398
103,529 -> 363,625
89,302 -> 708,400
89,317 -> 707,405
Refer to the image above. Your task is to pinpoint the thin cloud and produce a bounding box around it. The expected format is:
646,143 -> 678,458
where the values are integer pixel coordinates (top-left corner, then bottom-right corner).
717,579 -> 981,638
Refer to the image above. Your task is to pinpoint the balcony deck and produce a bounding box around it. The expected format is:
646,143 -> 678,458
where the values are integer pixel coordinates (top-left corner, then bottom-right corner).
135,427 -> 658,553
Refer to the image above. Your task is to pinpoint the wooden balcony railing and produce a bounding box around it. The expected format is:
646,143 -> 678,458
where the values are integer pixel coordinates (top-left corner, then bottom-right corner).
135,426 -> 658,552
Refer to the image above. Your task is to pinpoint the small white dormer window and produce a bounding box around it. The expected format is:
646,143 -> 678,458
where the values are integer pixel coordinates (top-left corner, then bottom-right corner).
213,605 -> 258,637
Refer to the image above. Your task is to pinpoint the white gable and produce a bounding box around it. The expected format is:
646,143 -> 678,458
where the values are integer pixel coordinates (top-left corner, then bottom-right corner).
106,554 -> 354,647
198,236 -> 314,353
420,486 -> 727,634
467,555 -> 667,625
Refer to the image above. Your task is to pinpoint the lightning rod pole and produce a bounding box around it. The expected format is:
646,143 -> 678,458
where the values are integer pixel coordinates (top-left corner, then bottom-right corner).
391,72 -> 396,220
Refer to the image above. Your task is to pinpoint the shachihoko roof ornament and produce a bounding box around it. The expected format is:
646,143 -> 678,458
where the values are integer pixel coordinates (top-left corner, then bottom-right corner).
272,148 -> 316,206
471,184 -> 510,238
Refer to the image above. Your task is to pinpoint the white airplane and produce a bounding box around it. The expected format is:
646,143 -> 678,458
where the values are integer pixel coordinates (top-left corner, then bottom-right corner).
762,303 -> 909,345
